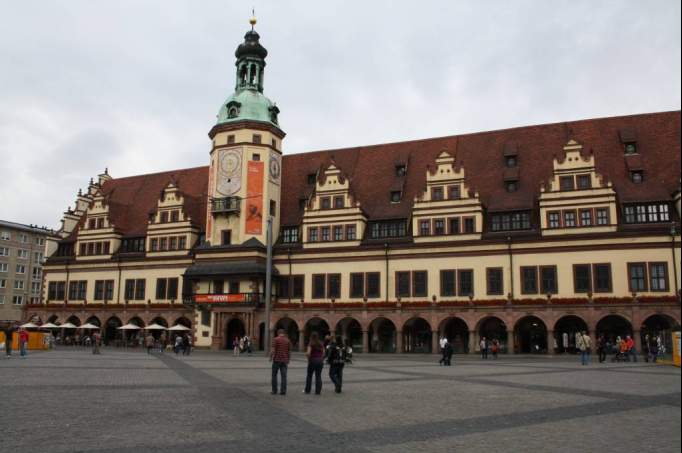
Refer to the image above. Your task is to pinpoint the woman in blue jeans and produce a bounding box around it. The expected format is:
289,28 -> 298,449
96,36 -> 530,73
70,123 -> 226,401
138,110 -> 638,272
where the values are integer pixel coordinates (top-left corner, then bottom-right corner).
304,332 -> 325,394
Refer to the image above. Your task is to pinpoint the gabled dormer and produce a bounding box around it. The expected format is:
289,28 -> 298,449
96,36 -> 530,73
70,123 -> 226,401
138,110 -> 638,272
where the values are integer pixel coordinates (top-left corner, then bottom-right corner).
300,162 -> 366,248
146,180 -> 200,255
412,150 -> 483,242
539,139 -> 617,235
76,187 -> 121,259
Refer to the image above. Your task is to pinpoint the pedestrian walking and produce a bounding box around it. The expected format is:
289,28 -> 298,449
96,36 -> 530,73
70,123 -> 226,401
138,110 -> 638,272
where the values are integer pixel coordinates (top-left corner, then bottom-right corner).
270,329 -> 291,395
92,330 -> 101,354
159,333 -> 167,353
597,334 -> 606,363
327,336 -> 346,393
444,340 -> 453,366
439,338 -> 448,365
145,335 -> 154,354
174,335 -> 183,355
491,339 -> 499,359
648,337 -> 658,363
304,332 -> 325,394
625,335 -> 637,362
183,334 -> 192,356
19,328 -> 29,358
244,335 -> 252,355
233,336 -> 240,356
576,331 -> 591,365
3,324 -> 14,358
480,337 -> 488,359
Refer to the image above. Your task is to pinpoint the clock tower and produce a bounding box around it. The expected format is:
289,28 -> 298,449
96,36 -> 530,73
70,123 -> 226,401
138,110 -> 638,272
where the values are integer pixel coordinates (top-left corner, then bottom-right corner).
206,16 -> 284,246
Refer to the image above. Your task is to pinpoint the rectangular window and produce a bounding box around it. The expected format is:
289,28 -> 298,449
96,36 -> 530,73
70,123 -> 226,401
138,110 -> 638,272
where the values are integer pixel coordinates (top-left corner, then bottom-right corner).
490,212 -> 529,231
431,186 -> 444,201
636,205 -> 647,223
560,176 -> 575,191
350,273 -> 364,298
448,185 -> 461,199
573,264 -> 592,293
104,280 -> 114,300
593,264 -> 612,293
0,279 -> 5,289
87,243 -> 94,255
345,224 -> 356,240
169,237 -> 177,250
134,279 -> 146,300
150,238 -> 158,251
596,208 -> 609,225
14,280 -> 24,290
0,247 -> 8,256
252,134 -> 262,144
464,217 -> 475,234
327,274 -> 341,299
440,270 -> 456,297
649,263 -> 668,292
270,200 -> 276,216
308,227 -> 318,242
563,211 -> 576,227
333,196 -> 344,209
0,263 -> 7,272
160,211 -> 169,223
333,225 -> 343,241
292,275 -> 304,299
521,266 -> 538,294
396,271 -> 411,298
94,280 -> 104,300
628,263 -> 647,292
17,249 -> 28,259
366,272 -> 380,298
0,231 -> 10,240
16,264 -> 25,274
540,266 -> 558,294
548,211 -> 561,228
320,197 -> 331,209
95,242 -> 103,255
419,219 -> 430,236
170,210 -> 180,222
577,175 -> 592,189
227,134 -> 235,144
412,271 -> 427,297
156,278 -> 167,300
580,209 -> 592,227
279,277 -> 290,299
321,226 -> 330,242
88,218 -> 96,229
486,268 -> 503,295
282,227 -> 299,243
312,274 -> 326,299
434,219 -> 445,235
228,281 -> 239,294
13,296 -> 24,306
449,217 -> 460,234
167,278 -> 178,300
125,279 -> 136,300
213,280 -> 224,294
458,270 -> 473,296
178,236 -> 187,249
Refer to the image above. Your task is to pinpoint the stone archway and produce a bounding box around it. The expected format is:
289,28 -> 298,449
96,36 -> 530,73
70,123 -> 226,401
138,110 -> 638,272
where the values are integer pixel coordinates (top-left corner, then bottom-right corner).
369,317 -> 397,353
174,317 -> 192,328
477,316 -> 508,353
596,314 -> 633,343
640,314 -> 679,357
85,316 -> 101,327
554,315 -> 589,354
514,316 -> 548,354
402,317 -> 432,353
335,317 -> 363,352
274,317 -> 300,350
304,317 -> 331,347
441,317 -> 470,353
226,318 -> 246,349
103,316 -> 122,345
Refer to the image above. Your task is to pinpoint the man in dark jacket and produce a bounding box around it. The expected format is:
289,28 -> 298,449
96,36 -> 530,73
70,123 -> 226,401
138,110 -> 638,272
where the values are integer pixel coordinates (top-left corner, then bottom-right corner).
327,336 -> 346,393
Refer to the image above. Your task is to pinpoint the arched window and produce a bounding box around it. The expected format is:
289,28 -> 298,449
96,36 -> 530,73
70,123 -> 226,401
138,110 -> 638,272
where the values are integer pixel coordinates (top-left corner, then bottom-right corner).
228,107 -> 238,119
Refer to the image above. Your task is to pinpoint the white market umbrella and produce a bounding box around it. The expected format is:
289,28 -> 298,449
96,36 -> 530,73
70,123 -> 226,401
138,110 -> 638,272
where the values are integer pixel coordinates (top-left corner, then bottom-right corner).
144,323 -> 167,331
40,323 -> 60,329
79,323 -> 100,330
168,324 -> 191,331
118,324 -> 142,330
20,322 -> 39,329
59,322 -> 78,329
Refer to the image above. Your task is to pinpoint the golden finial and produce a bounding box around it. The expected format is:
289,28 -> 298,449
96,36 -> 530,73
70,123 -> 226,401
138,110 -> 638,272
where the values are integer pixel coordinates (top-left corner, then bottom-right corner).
249,8 -> 257,29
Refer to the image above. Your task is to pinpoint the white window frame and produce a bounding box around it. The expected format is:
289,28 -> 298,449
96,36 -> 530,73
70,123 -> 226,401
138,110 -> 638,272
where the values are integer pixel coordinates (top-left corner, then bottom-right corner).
18,249 -> 29,259
14,280 -> 25,290
0,246 -> 9,256
0,295 -> 4,304
0,263 -> 8,272
16,264 -> 26,274
0,231 -> 10,240
13,295 -> 24,305
0,279 -> 6,288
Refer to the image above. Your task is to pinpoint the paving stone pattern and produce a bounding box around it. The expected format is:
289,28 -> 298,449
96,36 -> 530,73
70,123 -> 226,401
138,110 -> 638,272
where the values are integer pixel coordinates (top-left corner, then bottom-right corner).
1,349 -> 680,453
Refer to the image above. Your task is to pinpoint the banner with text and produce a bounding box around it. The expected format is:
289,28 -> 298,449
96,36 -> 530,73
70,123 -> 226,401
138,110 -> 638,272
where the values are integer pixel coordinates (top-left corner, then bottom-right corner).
245,160 -> 264,234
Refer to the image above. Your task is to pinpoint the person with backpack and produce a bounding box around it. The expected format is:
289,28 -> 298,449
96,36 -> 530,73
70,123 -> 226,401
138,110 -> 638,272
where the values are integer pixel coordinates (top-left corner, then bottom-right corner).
444,340 -> 453,366
439,338 -> 449,365
576,331 -> 591,365
304,332 -> 325,394
327,336 -> 345,393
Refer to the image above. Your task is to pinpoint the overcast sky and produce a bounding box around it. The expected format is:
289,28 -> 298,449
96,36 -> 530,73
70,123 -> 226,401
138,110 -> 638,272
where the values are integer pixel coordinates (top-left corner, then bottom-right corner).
1,0 -> 680,229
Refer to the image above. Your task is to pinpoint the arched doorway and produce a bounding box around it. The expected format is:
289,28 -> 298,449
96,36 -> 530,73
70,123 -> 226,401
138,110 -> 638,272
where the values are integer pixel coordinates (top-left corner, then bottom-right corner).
226,318 -> 246,349
369,317 -> 396,353
641,314 -> 679,358
553,315 -> 588,354
85,316 -> 101,327
478,317 -> 508,353
304,317 -> 330,347
441,317 -> 469,353
174,317 -> 192,328
402,317 -> 432,353
274,318 -> 299,350
596,315 -> 632,344
47,314 -> 59,324
514,316 -> 547,353
66,315 -> 81,326
335,317 -> 363,352
63,315 -> 81,344
150,317 -> 168,327
128,316 -> 145,327
104,316 -> 122,345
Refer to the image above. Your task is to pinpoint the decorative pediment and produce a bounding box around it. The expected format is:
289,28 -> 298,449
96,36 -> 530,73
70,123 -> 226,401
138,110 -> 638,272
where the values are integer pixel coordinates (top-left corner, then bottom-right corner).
416,150 -> 477,202
542,140 -> 611,192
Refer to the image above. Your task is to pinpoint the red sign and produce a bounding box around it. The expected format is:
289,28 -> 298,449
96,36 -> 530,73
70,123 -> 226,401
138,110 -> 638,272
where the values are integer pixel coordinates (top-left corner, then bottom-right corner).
245,161 -> 264,234
194,294 -> 246,304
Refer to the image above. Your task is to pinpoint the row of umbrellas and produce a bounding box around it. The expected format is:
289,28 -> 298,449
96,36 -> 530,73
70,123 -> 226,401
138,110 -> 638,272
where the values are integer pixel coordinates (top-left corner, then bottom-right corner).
18,322 -> 191,331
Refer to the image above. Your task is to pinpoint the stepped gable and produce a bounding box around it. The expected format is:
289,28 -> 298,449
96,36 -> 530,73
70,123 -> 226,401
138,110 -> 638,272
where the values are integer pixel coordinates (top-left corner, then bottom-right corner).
280,110 -> 681,226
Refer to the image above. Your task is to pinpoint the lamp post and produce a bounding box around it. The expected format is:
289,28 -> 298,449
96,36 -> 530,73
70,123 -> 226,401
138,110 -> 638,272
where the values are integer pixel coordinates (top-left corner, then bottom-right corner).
671,225 -> 679,302
264,216 -> 273,356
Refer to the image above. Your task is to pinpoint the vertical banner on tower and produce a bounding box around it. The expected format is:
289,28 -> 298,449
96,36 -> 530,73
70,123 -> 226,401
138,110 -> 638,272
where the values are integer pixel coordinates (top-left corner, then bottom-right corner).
245,160 -> 264,234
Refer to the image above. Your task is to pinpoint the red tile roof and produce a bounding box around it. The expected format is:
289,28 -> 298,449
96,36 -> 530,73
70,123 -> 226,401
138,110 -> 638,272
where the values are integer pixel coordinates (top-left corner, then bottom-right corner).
72,111 -> 680,237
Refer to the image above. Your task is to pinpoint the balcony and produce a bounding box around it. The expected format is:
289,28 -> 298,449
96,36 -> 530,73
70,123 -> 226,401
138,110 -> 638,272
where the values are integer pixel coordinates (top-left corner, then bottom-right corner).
183,292 -> 263,307
211,197 -> 241,214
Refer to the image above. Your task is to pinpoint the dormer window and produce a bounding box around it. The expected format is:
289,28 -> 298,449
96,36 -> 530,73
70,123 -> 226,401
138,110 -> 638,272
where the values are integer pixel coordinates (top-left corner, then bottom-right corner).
390,191 -> 402,203
395,164 -> 406,177
506,156 -> 517,168
506,181 -> 518,193
560,176 -> 575,191
577,175 -> 591,189
320,197 -> 331,210
448,185 -> 461,199
630,171 -> 643,184
160,211 -> 169,223
307,173 -> 316,185
88,218 -> 96,229
170,210 -> 179,222
227,107 -> 239,119
333,196 -> 344,209
431,186 -> 444,200
624,142 -> 637,155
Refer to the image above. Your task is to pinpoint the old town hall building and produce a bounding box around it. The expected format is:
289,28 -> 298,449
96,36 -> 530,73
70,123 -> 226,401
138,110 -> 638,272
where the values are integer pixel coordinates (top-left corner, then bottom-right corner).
30,20 -> 681,355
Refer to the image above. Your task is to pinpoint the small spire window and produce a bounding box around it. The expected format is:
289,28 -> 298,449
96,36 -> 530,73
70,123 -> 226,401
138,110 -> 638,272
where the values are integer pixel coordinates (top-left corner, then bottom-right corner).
390,191 -> 402,203
395,165 -> 406,177
624,142 -> 637,155
630,171 -> 644,184
506,181 -> 518,193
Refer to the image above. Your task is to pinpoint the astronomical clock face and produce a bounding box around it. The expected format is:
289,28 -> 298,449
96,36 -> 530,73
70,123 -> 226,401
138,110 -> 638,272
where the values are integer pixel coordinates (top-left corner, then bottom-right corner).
215,148 -> 242,196
269,153 -> 281,185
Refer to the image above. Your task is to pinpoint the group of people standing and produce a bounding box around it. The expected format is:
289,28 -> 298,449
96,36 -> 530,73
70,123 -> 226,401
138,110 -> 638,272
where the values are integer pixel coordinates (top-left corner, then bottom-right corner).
270,330 -> 350,396
232,335 -> 253,356
2,325 -> 29,359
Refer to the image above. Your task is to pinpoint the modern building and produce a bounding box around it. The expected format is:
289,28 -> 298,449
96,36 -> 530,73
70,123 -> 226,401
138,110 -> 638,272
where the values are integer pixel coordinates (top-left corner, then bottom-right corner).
29,19 -> 681,354
0,220 -> 55,322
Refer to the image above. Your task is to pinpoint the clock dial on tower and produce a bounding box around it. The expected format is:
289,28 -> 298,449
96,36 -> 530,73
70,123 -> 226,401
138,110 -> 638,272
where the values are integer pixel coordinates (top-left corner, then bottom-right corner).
216,148 -> 242,196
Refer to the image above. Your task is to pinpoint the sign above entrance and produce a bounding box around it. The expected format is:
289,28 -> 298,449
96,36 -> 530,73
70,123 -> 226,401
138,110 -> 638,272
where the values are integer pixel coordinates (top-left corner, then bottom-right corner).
194,294 -> 247,304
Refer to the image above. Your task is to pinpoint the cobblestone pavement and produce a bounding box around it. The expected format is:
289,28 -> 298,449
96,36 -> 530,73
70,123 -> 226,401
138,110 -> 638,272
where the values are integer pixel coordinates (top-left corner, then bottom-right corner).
1,348 -> 680,453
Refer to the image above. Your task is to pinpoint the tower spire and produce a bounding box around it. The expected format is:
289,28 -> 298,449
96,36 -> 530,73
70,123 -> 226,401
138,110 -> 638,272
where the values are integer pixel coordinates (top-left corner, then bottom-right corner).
250,8 -> 257,30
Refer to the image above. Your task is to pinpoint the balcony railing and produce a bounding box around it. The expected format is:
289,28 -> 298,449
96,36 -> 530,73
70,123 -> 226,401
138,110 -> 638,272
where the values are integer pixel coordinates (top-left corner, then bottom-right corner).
183,292 -> 263,307
211,197 -> 241,214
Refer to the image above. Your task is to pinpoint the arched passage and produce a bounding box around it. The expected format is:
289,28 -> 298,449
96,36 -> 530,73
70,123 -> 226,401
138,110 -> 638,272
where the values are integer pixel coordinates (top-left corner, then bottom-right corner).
104,316 -> 122,345
478,317 -> 508,353
226,318 -> 246,349
641,314 -> 679,357
369,317 -> 396,353
150,317 -> 168,328
128,316 -> 145,327
335,317 -> 363,352
304,317 -> 330,347
274,318 -> 299,350
514,316 -> 547,353
85,316 -> 101,327
554,315 -> 589,354
47,314 -> 59,324
174,317 -> 192,328
596,315 -> 633,344
62,315 -> 81,343
402,317 -> 432,353
441,317 -> 469,353
66,315 -> 81,326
